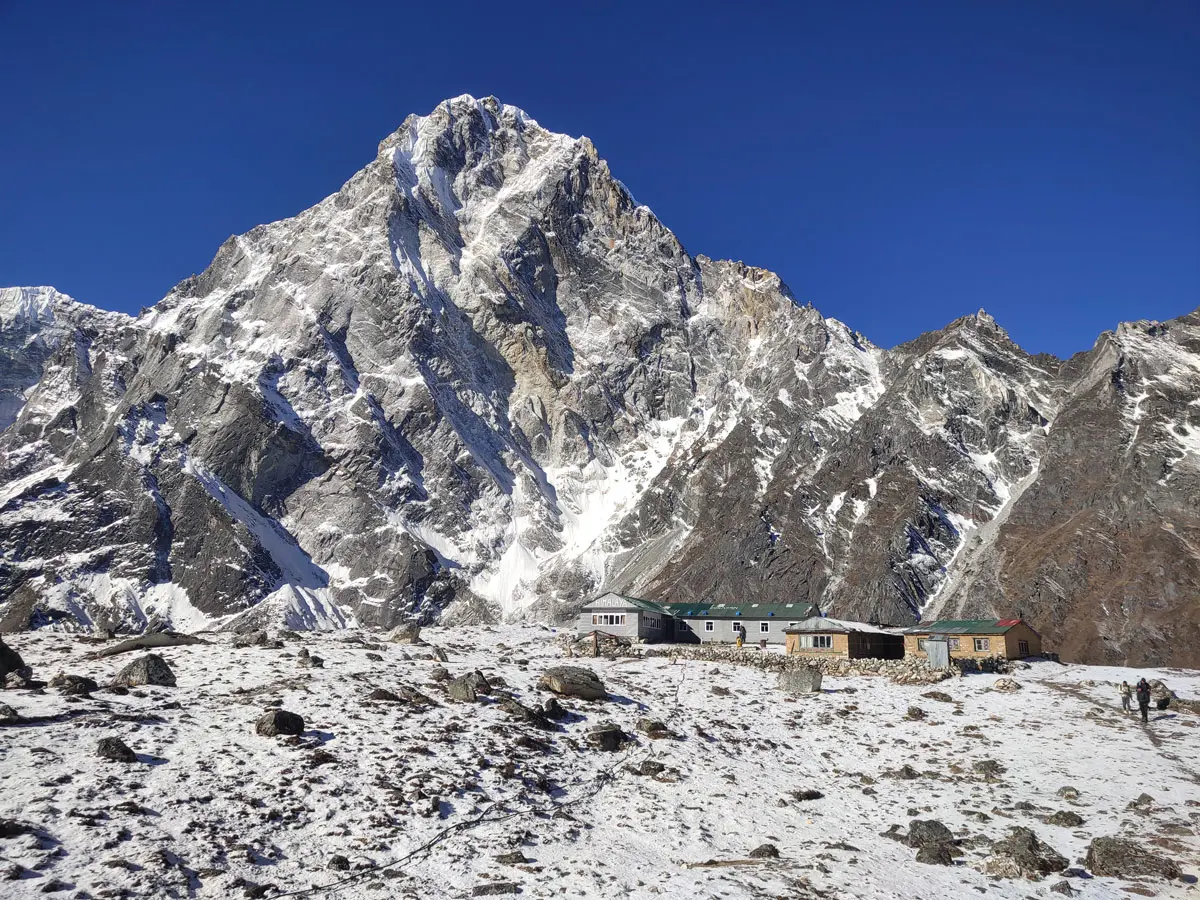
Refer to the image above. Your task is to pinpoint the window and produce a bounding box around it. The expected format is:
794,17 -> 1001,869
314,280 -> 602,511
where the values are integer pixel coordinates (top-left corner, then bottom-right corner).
760,622 -> 770,633
948,639 -> 960,650
643,614 -> 660,629
974,638 -> 990,652
1017,640 -> 1029,656
704,621 -> 714,632
917,638 -> 928,652
797,634 -> 832,649
592,613 -> 626,627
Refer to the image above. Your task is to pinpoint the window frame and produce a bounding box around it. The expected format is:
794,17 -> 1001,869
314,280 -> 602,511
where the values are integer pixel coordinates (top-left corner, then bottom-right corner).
947,638 -> 960,650
974,637 -> 990,652
1017,639 -> 1029,656
591,613 -> 626,627
704,621 -> 714,633
917,638 -> 928,652
760,621 -> 770,634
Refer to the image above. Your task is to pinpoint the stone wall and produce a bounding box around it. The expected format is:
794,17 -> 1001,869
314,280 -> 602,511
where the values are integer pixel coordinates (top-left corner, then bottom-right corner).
640,645 -> 957,684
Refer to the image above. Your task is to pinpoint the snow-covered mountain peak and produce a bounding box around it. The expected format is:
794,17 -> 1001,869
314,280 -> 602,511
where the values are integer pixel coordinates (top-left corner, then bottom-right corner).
1,97 -> 1199,665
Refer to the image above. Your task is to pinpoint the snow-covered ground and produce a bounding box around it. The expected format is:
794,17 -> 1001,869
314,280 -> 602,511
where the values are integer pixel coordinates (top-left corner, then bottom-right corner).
0,628 -> 1197,898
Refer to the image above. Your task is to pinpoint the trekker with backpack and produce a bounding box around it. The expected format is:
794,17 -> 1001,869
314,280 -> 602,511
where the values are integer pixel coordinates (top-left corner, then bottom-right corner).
1135,678 -> 1152,724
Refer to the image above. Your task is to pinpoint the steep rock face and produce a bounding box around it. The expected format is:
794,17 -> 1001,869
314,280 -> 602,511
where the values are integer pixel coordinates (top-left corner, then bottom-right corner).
932,314 -> 1200,666
0,95 -> 1196,664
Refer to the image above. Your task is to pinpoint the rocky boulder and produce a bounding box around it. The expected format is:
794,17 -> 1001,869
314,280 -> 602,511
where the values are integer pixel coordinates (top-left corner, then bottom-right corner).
50,673 -> 98,696
777,668 -> 823,694
981,827 -> 1068,880
586,722 -> 628,752
255,710 -> 305,737
0,639 -> 24,682
112,654 -> 176,688
386,622 -> 422,645
1085,836 -> 1182,880
499,699 -> 552,730
991,678 -> 1022,693
96,737 -> 137,763
447,674 -> 482,703
539,666 -> 607,700
0,702 -> 17,722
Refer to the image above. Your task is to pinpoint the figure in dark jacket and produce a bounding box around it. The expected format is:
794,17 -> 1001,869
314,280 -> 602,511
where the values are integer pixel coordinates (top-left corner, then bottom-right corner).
1135,678 -> 1152,724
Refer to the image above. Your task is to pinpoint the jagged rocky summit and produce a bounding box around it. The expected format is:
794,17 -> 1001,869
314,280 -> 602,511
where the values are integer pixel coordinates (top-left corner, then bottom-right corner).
1,96 -> 1197,665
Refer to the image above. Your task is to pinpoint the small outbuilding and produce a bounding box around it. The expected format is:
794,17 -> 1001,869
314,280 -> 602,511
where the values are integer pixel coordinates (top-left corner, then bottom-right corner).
783,617 -> 905,659
904,619 -> 1043,661
576,592 -> 671,642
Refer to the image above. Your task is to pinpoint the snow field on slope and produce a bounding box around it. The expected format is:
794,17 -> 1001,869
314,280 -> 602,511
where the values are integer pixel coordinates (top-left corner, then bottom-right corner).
0,629 -> 1196,899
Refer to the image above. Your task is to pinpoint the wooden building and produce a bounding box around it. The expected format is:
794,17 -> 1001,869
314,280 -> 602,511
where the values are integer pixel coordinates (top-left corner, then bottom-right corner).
903,619 -> 1043,661
783,617 -> 905,659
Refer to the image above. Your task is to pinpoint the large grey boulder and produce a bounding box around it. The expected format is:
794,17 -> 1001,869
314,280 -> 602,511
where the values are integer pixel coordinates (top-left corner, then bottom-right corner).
1085,836 -> 1181,880
538,666 -> 607,700
777,668 -> 823,694
112,654 -> 176,688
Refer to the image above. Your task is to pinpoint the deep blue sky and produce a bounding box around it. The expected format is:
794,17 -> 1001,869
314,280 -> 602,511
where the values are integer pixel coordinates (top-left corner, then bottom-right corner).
1,1 -> 1197,356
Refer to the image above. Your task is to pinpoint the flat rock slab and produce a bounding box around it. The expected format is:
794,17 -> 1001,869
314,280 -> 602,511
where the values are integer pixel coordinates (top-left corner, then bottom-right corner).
538,666 -> 607,700
95,632 -> 208,658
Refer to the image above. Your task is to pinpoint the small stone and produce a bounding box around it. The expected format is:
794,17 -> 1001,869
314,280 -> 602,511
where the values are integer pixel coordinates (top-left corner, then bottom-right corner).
494,851 -> 531,865
1049,880 -> 1076,896
921,690 -> 954,703
905,706 -> 926,721
586,722 -> 627,752
327,854 -> 350,871
50,673 -> 98,696
0,703 -> 18,722
255,710 -> 305,737
471,883 -> 519,896
367,688 -> 402,702
1043,810 -> 1084,827
542,697 -> 566,720
636,718 -> 670,737
991,678 -> 1021,692
96,737 -> 137,763
748,843 -> 779,859
1056,786 -> 1080,800
790,789 -> 824,802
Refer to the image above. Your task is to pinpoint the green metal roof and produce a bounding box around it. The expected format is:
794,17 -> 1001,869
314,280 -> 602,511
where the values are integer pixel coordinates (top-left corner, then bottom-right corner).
907,619 -> 1025,635
658,601 -> 819,620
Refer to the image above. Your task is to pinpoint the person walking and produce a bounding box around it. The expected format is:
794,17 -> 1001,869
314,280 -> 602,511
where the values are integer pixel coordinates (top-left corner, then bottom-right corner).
735,624 -> 746,649
1135,678 -> 1152,724
1119,680 -> 1132,714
